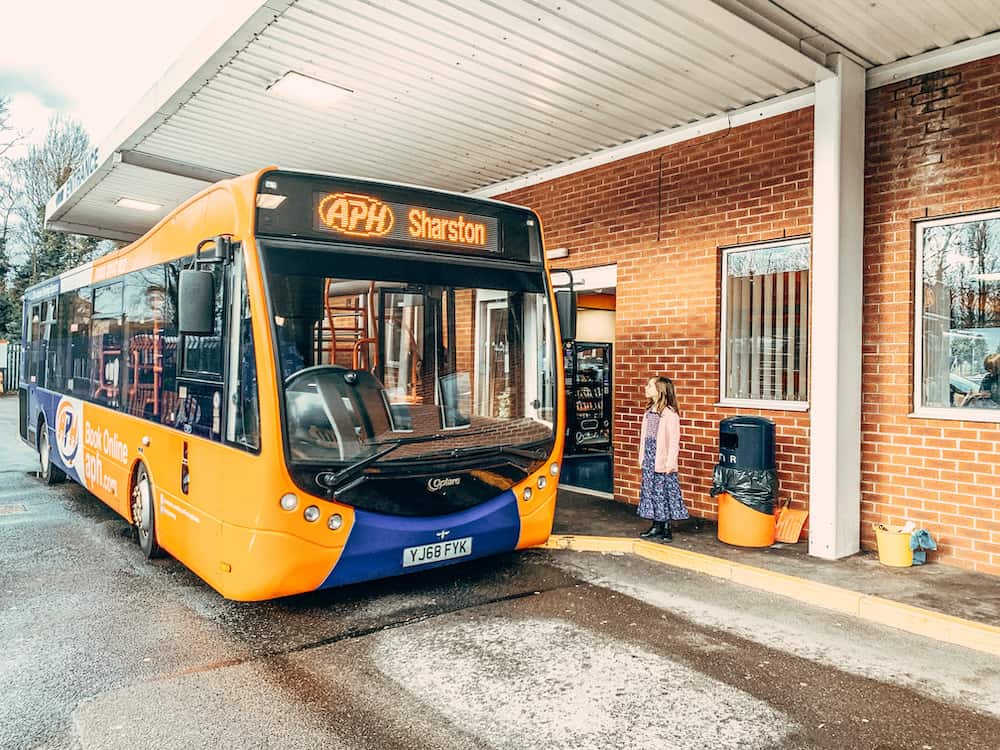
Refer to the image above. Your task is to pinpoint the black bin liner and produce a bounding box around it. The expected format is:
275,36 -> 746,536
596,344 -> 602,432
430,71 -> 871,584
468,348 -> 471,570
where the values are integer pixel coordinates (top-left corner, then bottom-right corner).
710,464 -> 778,515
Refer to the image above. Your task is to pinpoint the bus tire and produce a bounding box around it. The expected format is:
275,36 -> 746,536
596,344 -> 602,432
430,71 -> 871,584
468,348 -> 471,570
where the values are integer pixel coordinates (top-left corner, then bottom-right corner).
38,419 -> 66,485
131,463 -> 163,559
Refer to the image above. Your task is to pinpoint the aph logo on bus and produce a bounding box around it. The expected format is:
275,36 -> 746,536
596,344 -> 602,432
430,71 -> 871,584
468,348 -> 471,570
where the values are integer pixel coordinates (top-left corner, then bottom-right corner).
55,398 -> 81,468
317,192 -> 395,238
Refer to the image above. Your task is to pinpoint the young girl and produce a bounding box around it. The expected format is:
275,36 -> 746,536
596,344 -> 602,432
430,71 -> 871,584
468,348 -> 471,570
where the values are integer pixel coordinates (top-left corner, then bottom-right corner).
637,376 -> 689,540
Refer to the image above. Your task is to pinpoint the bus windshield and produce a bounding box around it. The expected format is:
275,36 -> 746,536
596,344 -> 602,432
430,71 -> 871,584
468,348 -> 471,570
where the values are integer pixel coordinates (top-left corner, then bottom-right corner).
261,243 -> 556,467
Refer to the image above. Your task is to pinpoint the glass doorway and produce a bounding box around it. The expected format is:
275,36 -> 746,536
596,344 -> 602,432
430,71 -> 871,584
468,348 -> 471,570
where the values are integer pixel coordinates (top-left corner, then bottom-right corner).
558,264 -> 616,496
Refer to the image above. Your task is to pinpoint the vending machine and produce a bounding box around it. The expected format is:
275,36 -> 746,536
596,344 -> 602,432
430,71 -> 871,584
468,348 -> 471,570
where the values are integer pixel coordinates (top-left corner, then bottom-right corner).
563,341 -> 613,454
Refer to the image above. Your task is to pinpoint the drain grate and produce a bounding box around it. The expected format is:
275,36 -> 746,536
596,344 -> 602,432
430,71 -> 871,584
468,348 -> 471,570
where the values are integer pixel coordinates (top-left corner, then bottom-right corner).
0,504 -> 27,515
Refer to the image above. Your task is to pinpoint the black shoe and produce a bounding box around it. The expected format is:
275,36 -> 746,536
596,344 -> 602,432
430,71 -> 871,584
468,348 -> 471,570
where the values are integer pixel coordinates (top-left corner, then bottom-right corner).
661,525 -> 673,542
639,522 -> 665,539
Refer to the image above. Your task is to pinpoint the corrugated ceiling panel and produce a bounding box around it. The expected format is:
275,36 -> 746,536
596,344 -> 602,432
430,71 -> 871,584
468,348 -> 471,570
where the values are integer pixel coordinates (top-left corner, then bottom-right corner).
772,0 -> 1000,65
135,0 -> 820,192
57,0 -> 1000,240
64,164 -> 212,238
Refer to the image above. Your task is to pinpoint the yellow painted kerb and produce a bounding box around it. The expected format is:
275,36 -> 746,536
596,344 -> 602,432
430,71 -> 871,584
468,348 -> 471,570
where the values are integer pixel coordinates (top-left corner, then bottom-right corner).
542,534 -> 1000,658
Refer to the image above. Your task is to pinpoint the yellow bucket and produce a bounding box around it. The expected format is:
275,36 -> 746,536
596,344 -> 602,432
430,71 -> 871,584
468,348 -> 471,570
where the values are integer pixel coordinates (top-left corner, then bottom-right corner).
873,524 -> 913,567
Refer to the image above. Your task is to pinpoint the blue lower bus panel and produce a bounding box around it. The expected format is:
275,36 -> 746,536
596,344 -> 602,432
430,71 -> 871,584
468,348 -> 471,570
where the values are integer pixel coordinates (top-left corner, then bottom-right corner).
319,490 -> 521,588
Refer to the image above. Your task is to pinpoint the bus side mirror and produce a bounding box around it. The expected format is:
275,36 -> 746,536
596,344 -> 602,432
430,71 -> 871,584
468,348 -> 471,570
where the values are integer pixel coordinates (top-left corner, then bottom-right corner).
178,270 -> 215,335
555,289 -> 577,342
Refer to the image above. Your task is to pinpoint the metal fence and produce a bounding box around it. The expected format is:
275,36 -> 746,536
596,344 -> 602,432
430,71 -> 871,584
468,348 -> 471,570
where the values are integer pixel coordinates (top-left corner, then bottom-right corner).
1,341 -> 21,393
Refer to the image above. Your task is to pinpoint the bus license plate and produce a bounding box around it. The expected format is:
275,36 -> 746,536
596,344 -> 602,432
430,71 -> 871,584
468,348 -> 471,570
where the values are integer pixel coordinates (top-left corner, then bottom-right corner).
402,537 -> 473,568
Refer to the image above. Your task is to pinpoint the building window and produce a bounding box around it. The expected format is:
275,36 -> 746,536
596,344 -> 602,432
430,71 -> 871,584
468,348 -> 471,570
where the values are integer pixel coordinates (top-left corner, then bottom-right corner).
916,210 -> 1000,418
720,239 -> 810,407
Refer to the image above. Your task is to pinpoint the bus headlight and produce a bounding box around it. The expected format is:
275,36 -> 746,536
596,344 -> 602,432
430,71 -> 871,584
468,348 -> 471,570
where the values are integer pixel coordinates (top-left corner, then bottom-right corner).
537,476 -> 547,490
303,505 -> 321,523
550,463 -> 560,476
522,487 -> 533,502
280,493 -> 298,511
327,513 -> 343,531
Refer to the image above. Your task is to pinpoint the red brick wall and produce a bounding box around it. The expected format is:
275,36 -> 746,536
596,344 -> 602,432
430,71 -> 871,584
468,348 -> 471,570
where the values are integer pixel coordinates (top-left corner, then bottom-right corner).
862,55 -> 1000,574
500,108 -> 815,522
493,54 -> 1000,573
453,288 -> 475,392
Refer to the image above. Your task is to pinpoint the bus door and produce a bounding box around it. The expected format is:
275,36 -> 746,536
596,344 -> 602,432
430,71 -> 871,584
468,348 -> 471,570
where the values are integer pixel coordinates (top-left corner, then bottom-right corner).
169,246 -> 259,566
161,259 -> 229,570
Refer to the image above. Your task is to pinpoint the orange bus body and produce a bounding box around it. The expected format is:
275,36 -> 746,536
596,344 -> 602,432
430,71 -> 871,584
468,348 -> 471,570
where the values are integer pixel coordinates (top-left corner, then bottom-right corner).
21,168 -> 565,600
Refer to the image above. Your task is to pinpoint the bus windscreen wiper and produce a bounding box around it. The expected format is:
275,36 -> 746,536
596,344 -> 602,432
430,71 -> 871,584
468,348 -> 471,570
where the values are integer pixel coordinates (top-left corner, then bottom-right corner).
319,432 -> 453,494
413,442 -> 548,465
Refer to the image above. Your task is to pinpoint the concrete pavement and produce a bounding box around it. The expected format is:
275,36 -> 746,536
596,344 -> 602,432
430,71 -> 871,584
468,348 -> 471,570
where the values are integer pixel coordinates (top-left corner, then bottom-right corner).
552,489 -> 1000,655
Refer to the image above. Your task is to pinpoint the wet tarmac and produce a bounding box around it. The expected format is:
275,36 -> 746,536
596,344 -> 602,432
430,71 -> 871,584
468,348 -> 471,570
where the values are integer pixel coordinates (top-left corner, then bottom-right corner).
1,396 -> 999,749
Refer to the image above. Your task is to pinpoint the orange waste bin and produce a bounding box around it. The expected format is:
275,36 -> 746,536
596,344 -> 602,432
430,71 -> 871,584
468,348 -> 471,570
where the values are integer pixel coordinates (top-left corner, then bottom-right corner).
717,491 -> 776,547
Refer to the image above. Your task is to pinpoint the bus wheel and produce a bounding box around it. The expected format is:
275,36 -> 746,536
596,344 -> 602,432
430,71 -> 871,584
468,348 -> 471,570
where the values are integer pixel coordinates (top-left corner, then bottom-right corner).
38,420 -> 66,485
131,464 -> 162,559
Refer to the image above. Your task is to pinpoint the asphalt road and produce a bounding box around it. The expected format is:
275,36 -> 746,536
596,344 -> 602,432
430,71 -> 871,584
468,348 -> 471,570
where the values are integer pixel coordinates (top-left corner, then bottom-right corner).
1,395 -> 998,749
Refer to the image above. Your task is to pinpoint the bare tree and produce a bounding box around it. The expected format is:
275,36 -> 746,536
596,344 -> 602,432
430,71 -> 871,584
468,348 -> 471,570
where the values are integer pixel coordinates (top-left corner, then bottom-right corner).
9,115 -> 100,296
12,114 -> 92,257
0,97 -> 24,160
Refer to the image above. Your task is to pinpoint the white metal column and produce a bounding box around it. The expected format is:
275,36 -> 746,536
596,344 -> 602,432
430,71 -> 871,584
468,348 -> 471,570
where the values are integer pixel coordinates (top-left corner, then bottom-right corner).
808,54 -> 865,559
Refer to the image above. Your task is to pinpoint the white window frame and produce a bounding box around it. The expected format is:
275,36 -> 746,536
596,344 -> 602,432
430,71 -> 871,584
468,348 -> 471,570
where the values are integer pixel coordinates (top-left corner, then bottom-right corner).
719,237 -> 811,411
912,208 -> 1000,423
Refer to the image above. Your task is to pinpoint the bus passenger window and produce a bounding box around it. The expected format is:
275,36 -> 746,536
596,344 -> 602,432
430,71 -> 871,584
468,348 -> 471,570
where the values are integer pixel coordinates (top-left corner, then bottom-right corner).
91,283 -> 124,407
52,292 -> 74,391
123,267 -> 170,420
27,304 -> 41,384
58,287 -> 92,397
159,261 -> 181,425
29,298 -> 57,389
44,298 -> 62,389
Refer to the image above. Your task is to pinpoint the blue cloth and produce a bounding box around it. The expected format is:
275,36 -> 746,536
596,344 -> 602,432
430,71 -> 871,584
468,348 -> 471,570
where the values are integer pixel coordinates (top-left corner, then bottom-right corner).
909,528 -> 937,565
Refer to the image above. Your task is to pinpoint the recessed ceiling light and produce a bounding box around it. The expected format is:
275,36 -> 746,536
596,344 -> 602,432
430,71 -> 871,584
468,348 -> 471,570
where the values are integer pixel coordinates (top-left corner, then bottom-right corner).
115,197 -> 162,211
267,72 -> 353,108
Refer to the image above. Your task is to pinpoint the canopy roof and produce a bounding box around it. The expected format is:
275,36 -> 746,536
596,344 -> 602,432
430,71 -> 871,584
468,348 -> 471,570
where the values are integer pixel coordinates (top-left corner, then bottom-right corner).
45,0 -> 1000,241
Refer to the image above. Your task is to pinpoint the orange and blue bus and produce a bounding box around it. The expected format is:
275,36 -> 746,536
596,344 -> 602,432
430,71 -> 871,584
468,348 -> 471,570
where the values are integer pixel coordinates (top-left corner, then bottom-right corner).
19,168 -> 573,600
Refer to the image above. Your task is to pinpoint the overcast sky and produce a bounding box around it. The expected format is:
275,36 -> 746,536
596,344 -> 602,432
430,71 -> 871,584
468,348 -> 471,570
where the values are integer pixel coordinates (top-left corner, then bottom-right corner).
2,0 -> 230,155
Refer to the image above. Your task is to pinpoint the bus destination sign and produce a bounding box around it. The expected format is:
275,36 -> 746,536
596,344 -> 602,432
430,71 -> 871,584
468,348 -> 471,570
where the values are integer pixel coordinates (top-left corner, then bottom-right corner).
313,192 -> 499,254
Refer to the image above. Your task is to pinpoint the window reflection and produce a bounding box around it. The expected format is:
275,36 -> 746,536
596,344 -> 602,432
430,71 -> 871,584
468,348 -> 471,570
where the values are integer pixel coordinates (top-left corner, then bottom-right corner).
266,256 -> 555,464
919,212 -> 1000,411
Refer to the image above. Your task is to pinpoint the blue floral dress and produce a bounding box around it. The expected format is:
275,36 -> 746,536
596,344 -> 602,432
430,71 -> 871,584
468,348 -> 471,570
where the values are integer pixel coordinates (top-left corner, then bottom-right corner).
637,410 -> 689,522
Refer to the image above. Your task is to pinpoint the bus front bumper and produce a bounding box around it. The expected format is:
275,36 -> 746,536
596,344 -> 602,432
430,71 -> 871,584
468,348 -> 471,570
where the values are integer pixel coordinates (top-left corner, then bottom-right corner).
216,489 -> 522,600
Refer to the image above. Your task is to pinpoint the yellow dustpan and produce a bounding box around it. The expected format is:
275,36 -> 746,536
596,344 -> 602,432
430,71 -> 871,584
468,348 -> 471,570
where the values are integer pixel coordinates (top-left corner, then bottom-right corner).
775,502 -> 808,543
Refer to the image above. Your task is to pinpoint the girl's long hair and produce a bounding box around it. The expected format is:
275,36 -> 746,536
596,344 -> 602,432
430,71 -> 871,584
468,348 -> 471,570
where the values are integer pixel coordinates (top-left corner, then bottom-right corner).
647,376 -> 679,415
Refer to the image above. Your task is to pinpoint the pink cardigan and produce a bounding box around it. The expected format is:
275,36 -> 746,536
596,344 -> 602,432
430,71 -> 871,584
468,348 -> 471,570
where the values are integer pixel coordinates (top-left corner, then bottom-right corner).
637,408 -> 680,474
